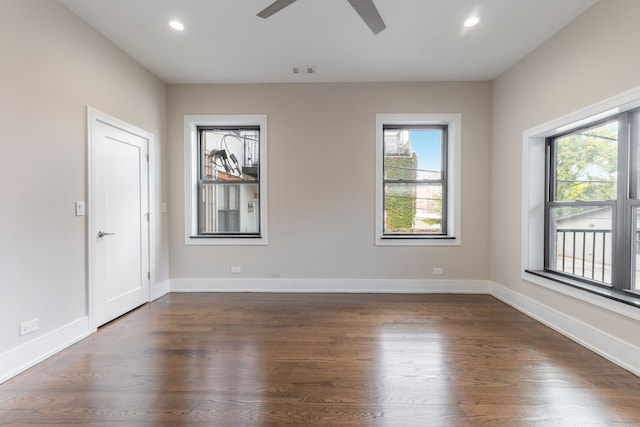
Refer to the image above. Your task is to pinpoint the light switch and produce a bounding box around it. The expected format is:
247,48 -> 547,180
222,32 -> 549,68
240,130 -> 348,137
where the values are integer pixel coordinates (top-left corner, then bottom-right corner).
75,201 -> 85,216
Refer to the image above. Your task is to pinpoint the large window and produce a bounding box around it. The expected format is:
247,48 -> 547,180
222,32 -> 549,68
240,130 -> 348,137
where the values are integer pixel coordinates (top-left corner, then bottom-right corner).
185,115 -> 267,245
546,119 -> 618,285
521,90 -> 640,309
545,109 -> 640,294
376,114 -> 461,246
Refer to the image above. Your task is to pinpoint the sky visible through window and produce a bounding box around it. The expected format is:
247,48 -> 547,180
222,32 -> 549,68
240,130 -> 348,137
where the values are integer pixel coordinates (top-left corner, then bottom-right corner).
410,129 -> 442,177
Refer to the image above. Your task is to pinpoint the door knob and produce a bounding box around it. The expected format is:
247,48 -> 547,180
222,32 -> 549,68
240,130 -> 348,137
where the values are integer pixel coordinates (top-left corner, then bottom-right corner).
97,230 -> 115,238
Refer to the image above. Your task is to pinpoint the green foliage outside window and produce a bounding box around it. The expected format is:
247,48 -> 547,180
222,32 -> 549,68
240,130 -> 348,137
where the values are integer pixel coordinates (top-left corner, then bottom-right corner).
384,154 -> 417,231
555,125 -> 618,202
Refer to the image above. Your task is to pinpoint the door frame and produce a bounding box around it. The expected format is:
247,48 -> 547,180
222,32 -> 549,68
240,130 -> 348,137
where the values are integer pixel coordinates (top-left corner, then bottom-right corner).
87,107 -> 155,331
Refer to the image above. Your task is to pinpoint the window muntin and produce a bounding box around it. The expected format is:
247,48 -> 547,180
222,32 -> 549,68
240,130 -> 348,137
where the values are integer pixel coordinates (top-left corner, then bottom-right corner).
198,127 -> 260,236
382,126 -> 447,236
545,110 -> 640,295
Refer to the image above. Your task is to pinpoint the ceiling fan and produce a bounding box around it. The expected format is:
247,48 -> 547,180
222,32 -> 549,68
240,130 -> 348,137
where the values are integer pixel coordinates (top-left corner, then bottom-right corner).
257,0 -> 386,35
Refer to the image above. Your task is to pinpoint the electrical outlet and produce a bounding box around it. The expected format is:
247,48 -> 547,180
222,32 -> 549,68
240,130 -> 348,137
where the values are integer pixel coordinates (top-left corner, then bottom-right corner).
231,266 -> 241,274
20,319 -> 39,336
433,267 -> 444,275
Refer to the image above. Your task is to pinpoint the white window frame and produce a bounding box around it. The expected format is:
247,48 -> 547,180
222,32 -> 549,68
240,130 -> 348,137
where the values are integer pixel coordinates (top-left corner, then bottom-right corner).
375,114 -> 461,246
522,86 -> 640,319
184,115 -> 268,245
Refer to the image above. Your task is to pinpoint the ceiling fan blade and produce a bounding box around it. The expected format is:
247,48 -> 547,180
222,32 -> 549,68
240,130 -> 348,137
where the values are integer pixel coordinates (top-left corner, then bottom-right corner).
346,0 -> 386,35
257,0 -> 298,19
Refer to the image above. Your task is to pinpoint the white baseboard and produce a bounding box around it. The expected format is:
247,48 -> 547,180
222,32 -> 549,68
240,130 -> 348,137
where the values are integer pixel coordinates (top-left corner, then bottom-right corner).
170,278 -> 492,294
0,316 -> 90,384
489,281 -> 640,377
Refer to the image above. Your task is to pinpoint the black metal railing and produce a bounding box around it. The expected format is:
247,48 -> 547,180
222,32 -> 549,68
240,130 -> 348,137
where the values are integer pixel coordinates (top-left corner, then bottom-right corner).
555,228 -> 611,284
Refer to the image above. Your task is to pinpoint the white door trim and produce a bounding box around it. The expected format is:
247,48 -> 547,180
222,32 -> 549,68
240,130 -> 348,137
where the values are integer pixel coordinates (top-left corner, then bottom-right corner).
87,107 -> 155,332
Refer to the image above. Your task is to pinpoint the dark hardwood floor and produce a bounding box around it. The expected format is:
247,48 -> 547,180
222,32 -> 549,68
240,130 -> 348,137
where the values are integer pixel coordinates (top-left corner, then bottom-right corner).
2,293 -> 640,426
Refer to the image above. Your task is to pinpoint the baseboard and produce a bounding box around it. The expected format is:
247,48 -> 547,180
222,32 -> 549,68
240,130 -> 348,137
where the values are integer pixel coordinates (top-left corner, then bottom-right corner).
489,281 -> 640,377
170,278 -> 492,294
0,316 -> 90,384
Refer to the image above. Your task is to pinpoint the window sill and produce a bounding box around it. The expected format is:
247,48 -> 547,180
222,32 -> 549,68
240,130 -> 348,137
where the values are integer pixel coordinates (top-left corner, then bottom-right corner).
185,235 -> 268,246
376,235 -> 460,246
523,270 -> 640,321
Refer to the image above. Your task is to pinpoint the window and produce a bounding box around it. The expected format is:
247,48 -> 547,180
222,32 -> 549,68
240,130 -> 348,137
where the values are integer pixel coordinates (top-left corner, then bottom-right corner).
523,89 -> 640,309
184,115 -> 267,245
376,114 -> 461,246
545,110 -> 640,294
198,126 -> 260,235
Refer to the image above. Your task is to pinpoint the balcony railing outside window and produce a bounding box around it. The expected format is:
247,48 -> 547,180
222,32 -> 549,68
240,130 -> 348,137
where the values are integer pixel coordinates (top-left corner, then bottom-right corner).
554,228 -> 612,284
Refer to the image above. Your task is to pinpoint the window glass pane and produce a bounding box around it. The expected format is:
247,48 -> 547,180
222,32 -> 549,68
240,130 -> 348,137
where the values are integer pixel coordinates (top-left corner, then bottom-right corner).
201,183 -> 259,234
384,128 -> 442,180
633,208 -> 640,292
384,183 -> 442,234
228,185 -> 239,209
632,112 -> 640,200
554,121 -> 618,202
201,129 -> 259,182
549,206 -> 612,284
216,185 -> 227,210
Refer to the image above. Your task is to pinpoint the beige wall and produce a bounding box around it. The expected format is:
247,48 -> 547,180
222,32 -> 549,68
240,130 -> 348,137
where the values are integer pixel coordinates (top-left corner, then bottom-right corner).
168,82 -> 491,281
0,0 -> 168,354
491,0 -> 640,347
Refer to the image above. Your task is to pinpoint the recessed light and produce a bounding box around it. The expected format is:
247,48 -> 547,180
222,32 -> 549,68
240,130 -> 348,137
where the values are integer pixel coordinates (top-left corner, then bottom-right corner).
464,16 -> 480,28
169,20 -> 185,31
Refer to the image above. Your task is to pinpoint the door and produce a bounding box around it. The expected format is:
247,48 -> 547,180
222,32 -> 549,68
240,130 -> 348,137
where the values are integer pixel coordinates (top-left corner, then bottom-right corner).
90,111 -> 150,327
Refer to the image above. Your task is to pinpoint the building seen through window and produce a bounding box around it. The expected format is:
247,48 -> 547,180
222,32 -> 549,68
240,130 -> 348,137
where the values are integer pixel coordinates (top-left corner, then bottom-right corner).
383,126 -> 446,236
199,126 -> 260,235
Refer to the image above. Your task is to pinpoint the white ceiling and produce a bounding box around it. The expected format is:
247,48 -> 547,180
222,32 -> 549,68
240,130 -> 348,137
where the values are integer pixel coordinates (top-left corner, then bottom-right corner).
58,0 -> 598,84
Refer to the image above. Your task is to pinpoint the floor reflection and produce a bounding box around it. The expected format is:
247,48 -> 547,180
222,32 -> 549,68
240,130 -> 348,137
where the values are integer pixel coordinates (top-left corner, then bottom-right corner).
375,328 -> 453,425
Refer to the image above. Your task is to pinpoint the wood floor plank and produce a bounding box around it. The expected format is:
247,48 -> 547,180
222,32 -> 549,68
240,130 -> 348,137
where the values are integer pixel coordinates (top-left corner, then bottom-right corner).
1,293 -> 640,426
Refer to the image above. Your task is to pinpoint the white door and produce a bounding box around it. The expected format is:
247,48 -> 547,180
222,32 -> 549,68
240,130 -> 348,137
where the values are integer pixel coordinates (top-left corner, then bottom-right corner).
90,112 -> 150,327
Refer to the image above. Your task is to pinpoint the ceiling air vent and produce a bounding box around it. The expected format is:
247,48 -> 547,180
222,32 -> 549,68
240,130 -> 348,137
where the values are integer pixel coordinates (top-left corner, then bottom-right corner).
292,65 -> 316,75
